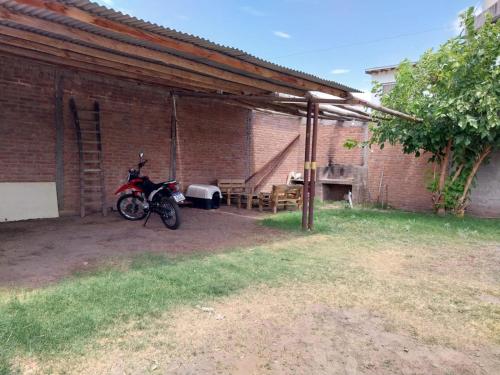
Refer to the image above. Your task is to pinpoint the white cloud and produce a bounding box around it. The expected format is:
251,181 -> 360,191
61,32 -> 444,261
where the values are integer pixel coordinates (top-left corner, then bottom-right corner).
331,69 -> 350,75
241,6 -> 265,17
273,31 -> 291,39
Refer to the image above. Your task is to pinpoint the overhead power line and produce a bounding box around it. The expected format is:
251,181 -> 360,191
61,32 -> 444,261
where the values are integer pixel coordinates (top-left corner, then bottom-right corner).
273,25 -> 455,59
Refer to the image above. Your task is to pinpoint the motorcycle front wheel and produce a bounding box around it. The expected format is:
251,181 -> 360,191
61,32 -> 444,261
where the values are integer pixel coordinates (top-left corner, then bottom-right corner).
117,193 -> 148,221
159,197 -> 181,230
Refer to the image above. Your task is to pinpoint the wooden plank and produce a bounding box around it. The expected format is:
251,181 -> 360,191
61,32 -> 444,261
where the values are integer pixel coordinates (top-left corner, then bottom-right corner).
0,7 -> 306,96
245,134 -> 300,185
10,0 -> 350,97
169,93 -> 178,180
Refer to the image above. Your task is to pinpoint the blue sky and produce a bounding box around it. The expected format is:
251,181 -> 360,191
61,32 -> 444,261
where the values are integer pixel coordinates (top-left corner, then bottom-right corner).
95,0 -> 480,92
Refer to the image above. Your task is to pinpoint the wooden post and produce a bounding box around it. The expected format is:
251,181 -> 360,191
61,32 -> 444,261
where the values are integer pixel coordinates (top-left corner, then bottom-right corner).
54,69 -> 64,211
308,103 -> 319,230
170,93 -> 178,180
301,99 -> 313,230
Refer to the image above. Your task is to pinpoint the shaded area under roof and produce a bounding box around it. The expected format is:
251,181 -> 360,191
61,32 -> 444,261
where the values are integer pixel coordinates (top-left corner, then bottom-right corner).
0,0 -> 420,123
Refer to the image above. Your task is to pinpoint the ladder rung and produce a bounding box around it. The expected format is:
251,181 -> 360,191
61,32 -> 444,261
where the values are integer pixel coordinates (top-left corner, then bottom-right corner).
81,131 -> 100,134
82,151 -> 101,154
82,141 -> 99,144
83,169 -> 102,172
84,201 -> 102,206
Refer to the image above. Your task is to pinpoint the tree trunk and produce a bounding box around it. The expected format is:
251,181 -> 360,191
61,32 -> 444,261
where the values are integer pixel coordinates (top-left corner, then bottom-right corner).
436,139 -> 452,216
451,164 -> 464,183
455,145 -> 492,216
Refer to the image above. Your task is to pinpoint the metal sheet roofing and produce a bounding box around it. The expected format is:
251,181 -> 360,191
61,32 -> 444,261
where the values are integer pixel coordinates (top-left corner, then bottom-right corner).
0,0 -> 359,93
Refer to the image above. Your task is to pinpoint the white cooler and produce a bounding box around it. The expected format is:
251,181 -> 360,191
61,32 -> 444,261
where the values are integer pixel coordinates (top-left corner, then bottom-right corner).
185,184 -> 221,209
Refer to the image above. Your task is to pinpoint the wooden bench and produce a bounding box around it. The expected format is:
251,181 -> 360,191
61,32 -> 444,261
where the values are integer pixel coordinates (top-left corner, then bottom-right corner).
217,179 -> 246,206
258,184 -> 303,213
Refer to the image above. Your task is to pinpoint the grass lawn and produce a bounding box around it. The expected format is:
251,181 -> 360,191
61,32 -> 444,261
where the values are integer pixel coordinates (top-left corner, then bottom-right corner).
1,208 -> 499,374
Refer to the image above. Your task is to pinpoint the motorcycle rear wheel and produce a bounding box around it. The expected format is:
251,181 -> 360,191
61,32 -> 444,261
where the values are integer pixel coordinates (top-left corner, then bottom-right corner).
117,193 -> 148,221
159,197 -> 181,230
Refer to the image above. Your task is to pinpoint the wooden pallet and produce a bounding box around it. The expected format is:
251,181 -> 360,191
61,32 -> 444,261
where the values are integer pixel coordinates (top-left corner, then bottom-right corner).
69,98 -> 107,217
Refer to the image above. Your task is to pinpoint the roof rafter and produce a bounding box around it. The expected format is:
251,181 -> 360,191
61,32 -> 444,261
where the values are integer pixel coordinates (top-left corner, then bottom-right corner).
0,5 -> 307,96
4,0 -> 352,97
0,25 -> 267,95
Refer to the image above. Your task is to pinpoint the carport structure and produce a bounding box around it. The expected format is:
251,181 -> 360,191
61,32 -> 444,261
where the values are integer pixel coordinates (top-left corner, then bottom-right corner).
0,0 -> 417,229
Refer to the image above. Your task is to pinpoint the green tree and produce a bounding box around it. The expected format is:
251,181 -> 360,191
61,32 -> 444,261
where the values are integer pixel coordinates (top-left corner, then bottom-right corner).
370,9 -> 500,216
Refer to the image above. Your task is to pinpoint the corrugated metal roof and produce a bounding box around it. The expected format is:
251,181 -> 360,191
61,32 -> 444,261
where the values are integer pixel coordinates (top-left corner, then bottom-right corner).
365,64 -> 400,74
0,0 -> 359,93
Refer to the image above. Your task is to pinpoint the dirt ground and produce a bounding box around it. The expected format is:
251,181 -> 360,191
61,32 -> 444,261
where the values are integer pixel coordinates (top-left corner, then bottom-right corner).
0,206 -> 280,287
22,283 -> 500,375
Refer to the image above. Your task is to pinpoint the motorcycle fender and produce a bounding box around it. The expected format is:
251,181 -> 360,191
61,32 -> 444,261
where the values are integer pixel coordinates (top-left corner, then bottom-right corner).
114,183 -> 143,195
149,186 -> 168,202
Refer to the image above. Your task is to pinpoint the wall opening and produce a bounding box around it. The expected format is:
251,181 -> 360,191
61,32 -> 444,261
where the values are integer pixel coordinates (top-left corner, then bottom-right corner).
322,183 -> 351,201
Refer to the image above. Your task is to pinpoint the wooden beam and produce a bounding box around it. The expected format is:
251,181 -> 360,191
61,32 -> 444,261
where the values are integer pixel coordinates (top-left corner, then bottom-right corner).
176,92 -> 308,102
0,6 -> 307,96
308,103 -> 320,230
320,107 -> 372,122
0,35 -> 254,96
0,26 -> 265,95
9,0 -> 351,98
291,99 -> 369,121
302,100 -> 313,230
169,93 -> 178,180
329,105 -> 377,121
0,43 -> 211,94
268,102 -> 348,121
54,68 -> 64,211
348,96 -> 422,122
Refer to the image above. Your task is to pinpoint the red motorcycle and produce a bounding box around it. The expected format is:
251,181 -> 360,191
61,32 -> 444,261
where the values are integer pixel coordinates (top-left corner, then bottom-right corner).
115,153 -> 185,229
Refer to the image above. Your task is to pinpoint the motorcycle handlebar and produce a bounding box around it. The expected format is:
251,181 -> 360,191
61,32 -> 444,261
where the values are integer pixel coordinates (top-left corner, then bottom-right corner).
138,159 -> 148,169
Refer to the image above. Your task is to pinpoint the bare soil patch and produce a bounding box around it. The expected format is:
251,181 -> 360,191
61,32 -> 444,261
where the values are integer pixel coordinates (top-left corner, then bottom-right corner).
23,284 -> 500,375
0,207 -> 281,287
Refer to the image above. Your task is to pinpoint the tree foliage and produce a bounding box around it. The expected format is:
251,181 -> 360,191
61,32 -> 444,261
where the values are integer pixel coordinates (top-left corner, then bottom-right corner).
370,9 -> 500,215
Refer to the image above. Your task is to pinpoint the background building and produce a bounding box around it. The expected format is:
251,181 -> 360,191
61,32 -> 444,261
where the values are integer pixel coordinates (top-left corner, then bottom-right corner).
364,0 -> 499,217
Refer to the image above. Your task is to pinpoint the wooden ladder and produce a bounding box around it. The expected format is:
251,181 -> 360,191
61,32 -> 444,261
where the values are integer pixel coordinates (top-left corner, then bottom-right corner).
69,98 -> 107,218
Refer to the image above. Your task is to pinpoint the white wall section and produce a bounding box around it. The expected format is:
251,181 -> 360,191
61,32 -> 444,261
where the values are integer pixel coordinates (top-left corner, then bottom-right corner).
0,182 -> 59,222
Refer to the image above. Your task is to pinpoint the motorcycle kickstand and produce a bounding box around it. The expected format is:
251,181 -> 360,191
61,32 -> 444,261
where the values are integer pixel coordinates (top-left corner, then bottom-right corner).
143,210 -> 152,227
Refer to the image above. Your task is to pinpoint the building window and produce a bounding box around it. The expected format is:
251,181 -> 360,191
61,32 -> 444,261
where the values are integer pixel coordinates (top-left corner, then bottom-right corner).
382,82 -> 396,94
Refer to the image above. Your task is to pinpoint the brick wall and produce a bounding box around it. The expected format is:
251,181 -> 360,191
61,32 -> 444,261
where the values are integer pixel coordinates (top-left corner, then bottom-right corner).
61,68 -> 173,213
0,51 -> 444,215
0,52 -> 248,214
366,144 -> 434,211
176,99 -> 249,188
0,54 -> 55,183
249,113 -> 366,192
250,111 -> 302,191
